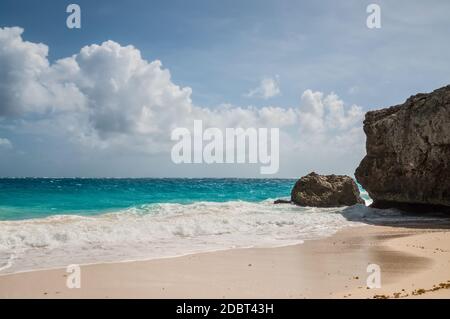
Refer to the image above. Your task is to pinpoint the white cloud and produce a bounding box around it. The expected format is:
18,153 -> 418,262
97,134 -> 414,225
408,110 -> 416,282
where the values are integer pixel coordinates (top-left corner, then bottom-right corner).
245,76 -> 281,99
0,138 -> 12,148
297,90 -> 363,134
0,26 -> 365,175
298,90 -> 325,133
0,27 -> 84,117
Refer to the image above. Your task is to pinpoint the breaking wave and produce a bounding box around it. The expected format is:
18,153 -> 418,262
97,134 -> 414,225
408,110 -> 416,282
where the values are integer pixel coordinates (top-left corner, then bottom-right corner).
1,199 -> 448,274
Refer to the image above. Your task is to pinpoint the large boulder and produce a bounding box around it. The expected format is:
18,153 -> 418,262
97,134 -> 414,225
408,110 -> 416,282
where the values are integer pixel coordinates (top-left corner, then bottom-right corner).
355,85 -> 450,212
290,172 -> 364,207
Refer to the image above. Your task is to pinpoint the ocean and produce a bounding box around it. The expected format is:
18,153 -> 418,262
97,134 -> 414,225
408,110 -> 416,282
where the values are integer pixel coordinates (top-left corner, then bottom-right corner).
0,178 -> 444,274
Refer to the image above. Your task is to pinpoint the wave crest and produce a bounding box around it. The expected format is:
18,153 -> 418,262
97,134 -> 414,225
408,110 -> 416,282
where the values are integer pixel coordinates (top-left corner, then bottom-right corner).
0,201 -> 366,274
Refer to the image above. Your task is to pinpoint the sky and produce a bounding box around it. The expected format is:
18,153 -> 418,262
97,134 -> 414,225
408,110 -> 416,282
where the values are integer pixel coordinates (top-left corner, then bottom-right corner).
0,0 -> 449,178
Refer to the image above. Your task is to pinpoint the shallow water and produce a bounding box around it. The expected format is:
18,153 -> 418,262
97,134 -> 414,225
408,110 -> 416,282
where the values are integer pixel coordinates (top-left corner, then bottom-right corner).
1,178 -> 443,274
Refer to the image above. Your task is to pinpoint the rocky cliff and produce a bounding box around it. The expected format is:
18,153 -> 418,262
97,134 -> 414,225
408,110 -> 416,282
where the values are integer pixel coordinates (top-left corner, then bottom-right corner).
355,85 -> 450,212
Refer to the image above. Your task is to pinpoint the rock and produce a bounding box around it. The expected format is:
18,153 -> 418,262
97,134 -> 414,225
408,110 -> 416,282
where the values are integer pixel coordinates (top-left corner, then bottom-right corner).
274,199 -> 292,204
291,172 -> 364,207
355,85 -> 450,212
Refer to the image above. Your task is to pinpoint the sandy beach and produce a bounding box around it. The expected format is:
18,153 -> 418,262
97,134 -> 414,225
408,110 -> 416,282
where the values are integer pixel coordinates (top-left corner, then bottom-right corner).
1,0 -> 449,304
1,224 -> 449,299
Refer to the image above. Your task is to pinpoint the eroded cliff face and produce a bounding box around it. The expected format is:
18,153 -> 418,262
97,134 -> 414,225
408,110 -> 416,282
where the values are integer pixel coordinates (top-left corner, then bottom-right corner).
355,85 -> 450,211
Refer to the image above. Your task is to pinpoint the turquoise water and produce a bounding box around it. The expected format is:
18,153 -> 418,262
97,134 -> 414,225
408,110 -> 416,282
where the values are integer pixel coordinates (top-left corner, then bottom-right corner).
0,178 -> 295,220
0,178 -> 433,274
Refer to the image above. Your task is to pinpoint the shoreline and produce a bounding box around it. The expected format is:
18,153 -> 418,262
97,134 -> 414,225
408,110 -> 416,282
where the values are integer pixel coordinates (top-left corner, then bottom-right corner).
1,224 -> 449,298
0,242 -> 301,278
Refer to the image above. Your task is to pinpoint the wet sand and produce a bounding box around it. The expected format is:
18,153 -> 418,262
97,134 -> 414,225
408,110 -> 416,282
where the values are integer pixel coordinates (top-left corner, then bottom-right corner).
0,225 -> 449,299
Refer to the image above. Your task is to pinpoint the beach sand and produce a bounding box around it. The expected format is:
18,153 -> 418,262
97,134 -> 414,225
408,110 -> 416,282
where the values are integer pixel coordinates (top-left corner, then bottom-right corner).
0,225 -> 449,299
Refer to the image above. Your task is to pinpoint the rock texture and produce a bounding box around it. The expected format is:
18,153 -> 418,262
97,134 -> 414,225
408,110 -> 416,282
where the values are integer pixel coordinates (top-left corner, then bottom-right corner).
290,172 -> 364,207
273,199 -> 292,204
355,85 -> 450,212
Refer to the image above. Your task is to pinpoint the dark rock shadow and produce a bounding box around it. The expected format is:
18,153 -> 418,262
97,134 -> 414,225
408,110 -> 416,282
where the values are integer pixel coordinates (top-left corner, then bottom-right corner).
340,204 -> 450,230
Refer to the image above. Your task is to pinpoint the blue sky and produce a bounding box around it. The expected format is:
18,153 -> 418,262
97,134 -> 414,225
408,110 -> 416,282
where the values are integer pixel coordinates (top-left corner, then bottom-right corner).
0,0 -> 449,177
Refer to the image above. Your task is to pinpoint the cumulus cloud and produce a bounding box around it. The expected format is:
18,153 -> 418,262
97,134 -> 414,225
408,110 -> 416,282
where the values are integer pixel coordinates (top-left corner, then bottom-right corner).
0,27 -> 296,149
0,27 -> 84,117
298,90 -> 363,134
245,76 -> 281,99
0,26 -> 365,175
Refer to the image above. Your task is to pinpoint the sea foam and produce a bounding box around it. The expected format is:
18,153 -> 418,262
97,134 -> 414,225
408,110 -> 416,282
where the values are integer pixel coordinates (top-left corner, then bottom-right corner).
0,200 -> 361,273
1,200 -> 447,274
